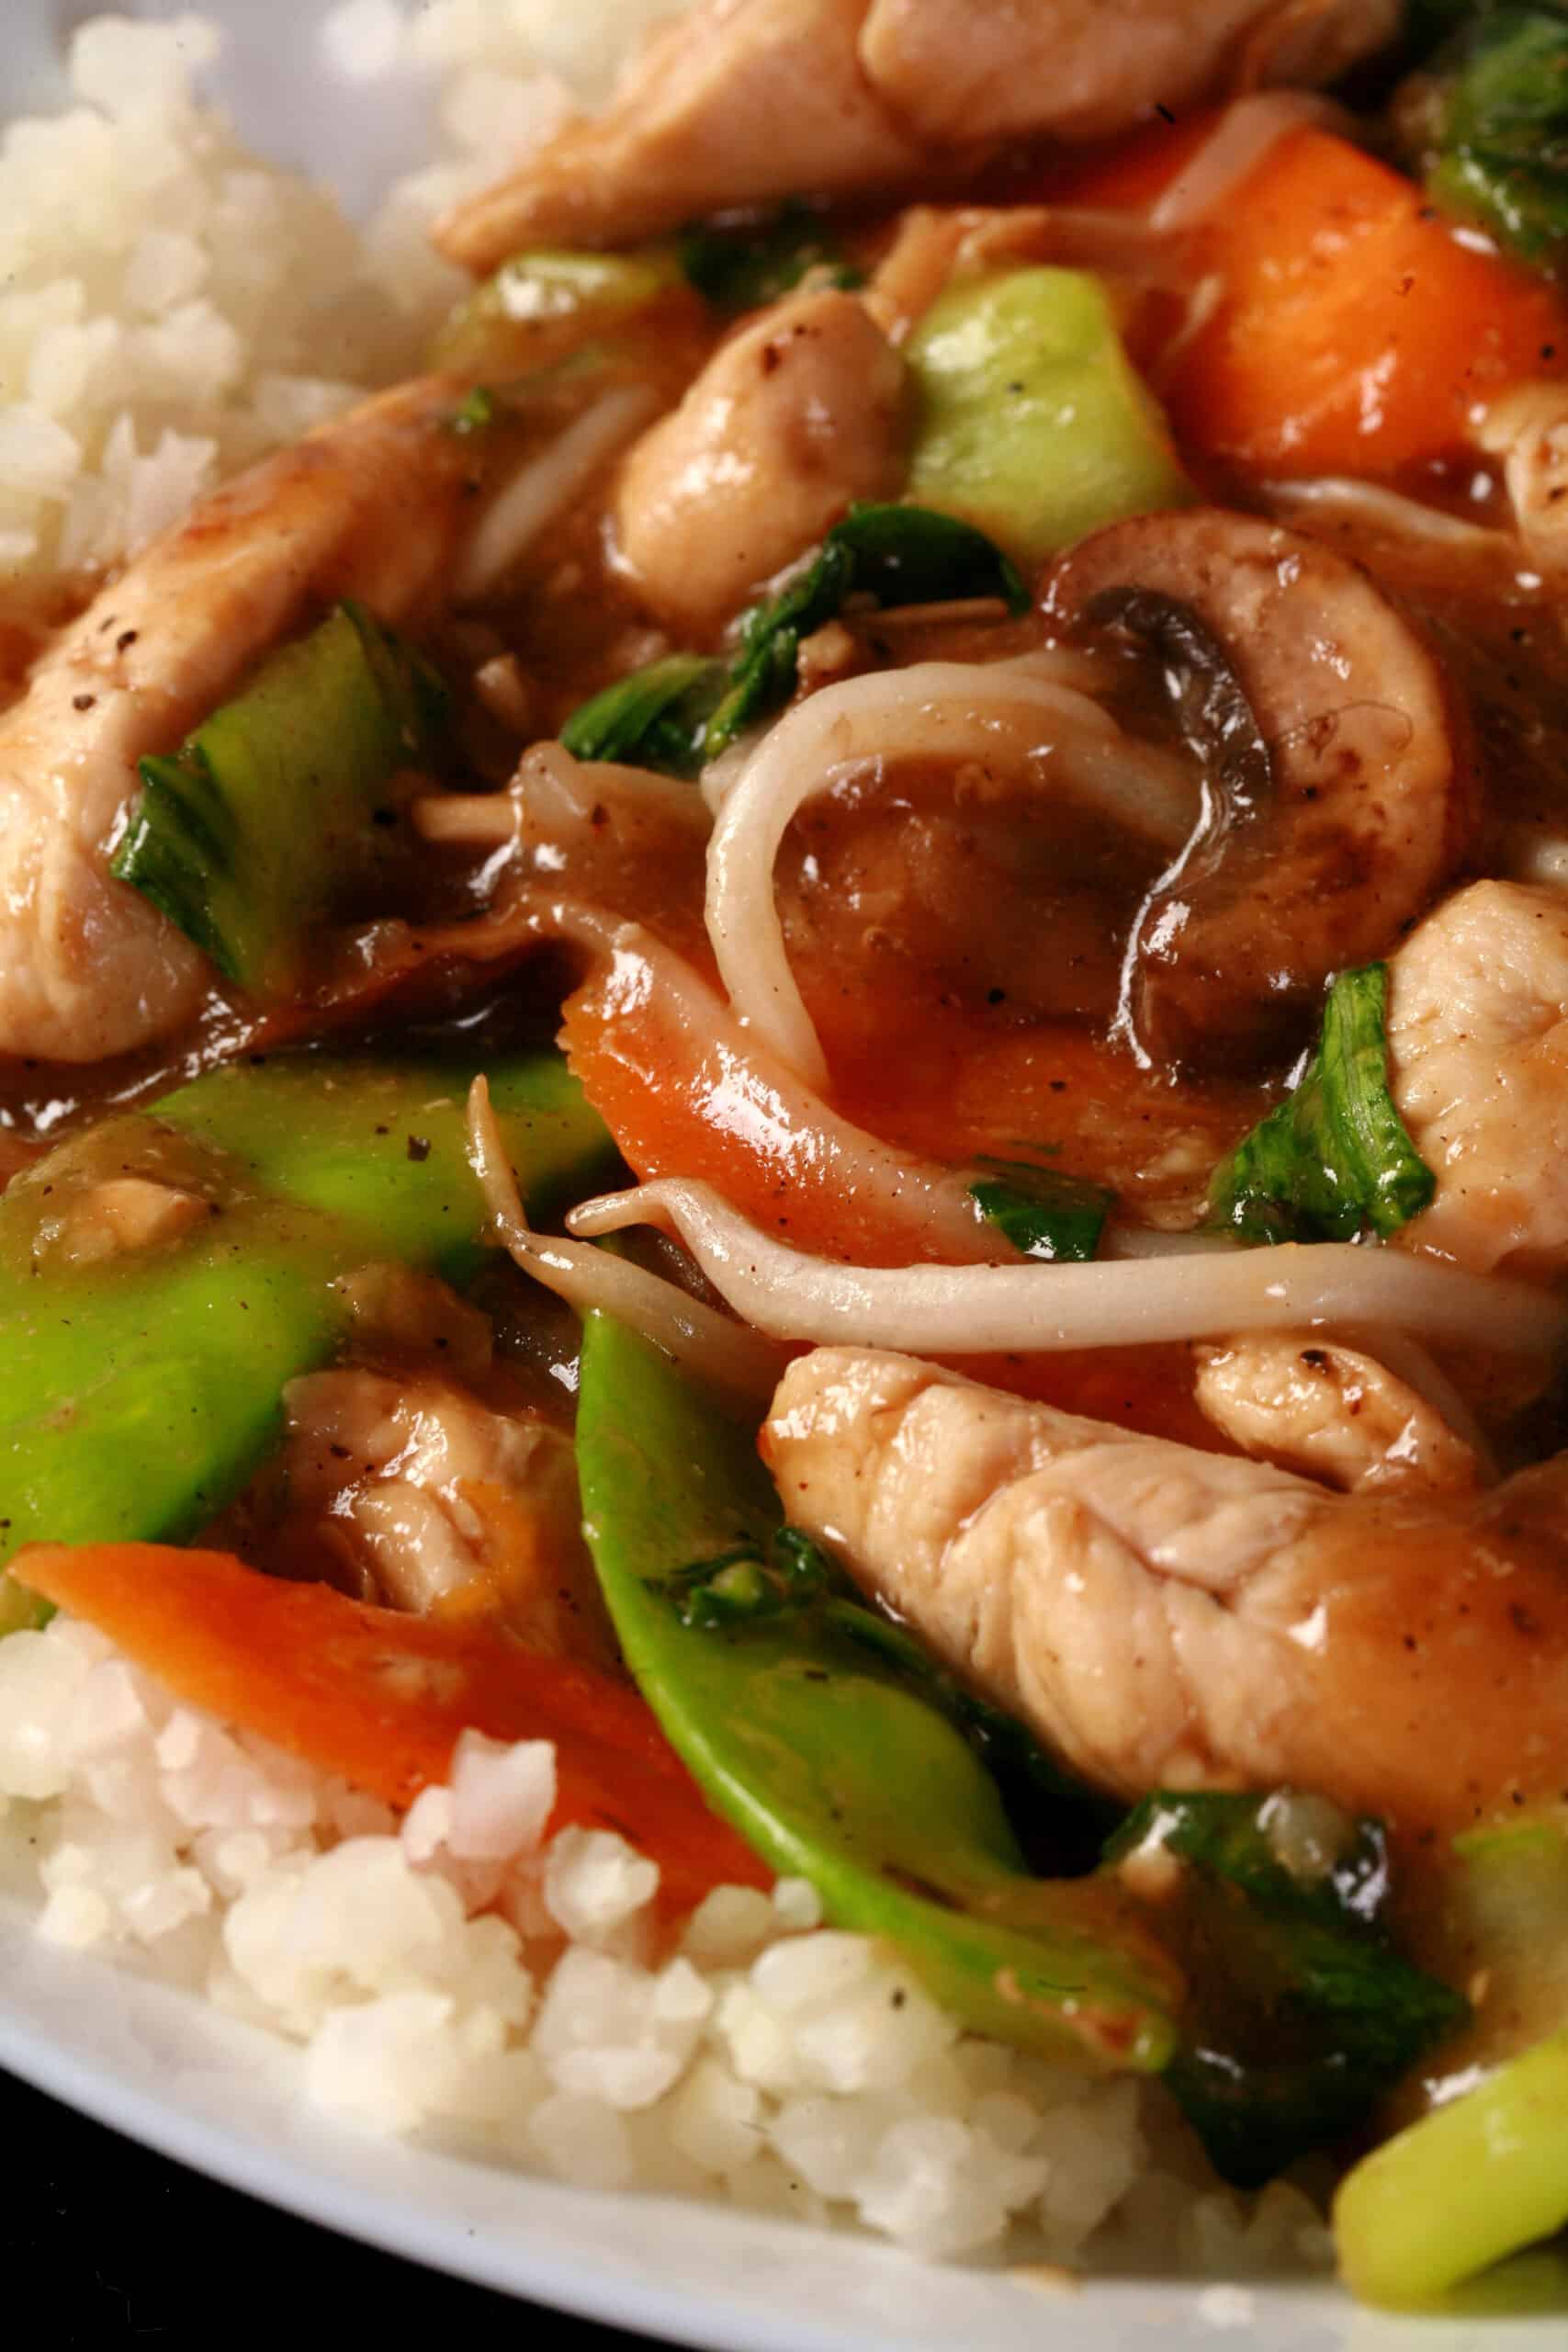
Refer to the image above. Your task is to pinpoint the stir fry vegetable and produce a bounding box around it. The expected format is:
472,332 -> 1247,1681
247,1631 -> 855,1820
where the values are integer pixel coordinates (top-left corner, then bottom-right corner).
111,602 -> 448,997
575,1310 -> 1182,2067
1106,1794 -> 1467,2187
10,1541 -> 767,1918
1109,123 -> 1568,474
0,1052 -> 612,1633
564,503 -> 1027,773
1209,966 -> 1436,1244
906,267 -> 1192,563
677,203 -> 862,311
434,246 -> 684,370
1420,6 -> 1568,273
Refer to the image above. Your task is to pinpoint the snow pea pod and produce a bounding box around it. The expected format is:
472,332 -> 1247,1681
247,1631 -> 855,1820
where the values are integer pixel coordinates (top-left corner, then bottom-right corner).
0,1051 -> 613,1634
574,1312 -> 1181,2070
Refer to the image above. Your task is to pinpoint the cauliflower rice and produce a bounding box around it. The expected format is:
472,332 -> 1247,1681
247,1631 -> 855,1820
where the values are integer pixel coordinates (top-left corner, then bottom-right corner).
0,1 -> 1336,2286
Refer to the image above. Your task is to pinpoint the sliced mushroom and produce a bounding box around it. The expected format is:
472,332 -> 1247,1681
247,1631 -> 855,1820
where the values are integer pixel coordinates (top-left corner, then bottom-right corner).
1043,509 -> 1474,1068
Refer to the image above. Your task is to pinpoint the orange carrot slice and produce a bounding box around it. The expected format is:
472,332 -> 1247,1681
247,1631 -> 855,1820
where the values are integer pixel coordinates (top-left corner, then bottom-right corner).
1061,120 -> 1568,479
12,1542 -> 769,1916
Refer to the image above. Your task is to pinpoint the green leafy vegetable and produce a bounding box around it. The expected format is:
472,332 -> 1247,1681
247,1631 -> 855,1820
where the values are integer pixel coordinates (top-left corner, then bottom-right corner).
111,601 -> 448,998
0,1052 -> 615,1638
1107,1792 -> 1469,2186
1427,8 -> 1568,271
969,1157 -> 1114,1262
906,266 -> 1194,566
1208,963 -> 1436,1244
678,203 -> 863,312
701,502 -> 1028,758
559,652 -> 725,776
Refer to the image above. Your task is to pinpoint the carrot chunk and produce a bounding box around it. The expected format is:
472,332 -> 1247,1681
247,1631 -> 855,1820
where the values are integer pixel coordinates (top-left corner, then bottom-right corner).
12,1542 -> 769,1916
1059,120 -> 1568,478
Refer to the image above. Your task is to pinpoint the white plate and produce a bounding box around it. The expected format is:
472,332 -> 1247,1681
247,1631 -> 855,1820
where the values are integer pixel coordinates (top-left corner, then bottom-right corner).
0,8 -> 1552,2346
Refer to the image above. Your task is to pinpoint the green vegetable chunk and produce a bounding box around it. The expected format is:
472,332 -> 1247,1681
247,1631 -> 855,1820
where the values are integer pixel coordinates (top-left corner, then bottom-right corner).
701,502 -> 1028,758
1105,1793 -> 1467,2186
906,267 -> 1194,566
968,1157 -> 1114,1262
1427,8 -> 1568,272
1335,2030 -> 1568,2306
111,601 -> 448,998
678,203 -> 863,312
434,247 -> 679,370
1209,963 -> 1436,1244
575,1314 -> 1182,2068
559,652 -> 725,776
0,1052 -> 613,1636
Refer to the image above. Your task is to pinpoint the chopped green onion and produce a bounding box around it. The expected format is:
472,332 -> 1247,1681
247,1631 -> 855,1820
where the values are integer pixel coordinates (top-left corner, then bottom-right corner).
1208,964 -> 1436,1244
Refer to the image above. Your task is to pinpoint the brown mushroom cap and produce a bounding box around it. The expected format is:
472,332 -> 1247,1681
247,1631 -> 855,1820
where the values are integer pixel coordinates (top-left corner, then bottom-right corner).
1043,509 -> 1476,1069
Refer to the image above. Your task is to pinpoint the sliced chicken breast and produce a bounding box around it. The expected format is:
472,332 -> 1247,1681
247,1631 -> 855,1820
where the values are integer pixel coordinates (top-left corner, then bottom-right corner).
0,376 -> 485,1065
761,1347 -> 1568,1837
435,0 -> 1397,272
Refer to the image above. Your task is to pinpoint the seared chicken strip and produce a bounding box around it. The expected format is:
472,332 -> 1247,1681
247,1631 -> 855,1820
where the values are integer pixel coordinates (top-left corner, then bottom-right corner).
0,376 -> 487,1064
435,0 -> 929,271
761,1348 -> 1568,1837
435,0 -> 1397,271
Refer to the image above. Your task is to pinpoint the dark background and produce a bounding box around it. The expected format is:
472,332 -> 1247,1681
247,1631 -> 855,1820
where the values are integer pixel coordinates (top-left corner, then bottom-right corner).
8,2065 -> 661,2346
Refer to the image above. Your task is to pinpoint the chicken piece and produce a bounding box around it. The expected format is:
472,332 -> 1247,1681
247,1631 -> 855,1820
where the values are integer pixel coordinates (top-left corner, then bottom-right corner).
1479,382 -> 1568,574
434,0 -> 1398,272
37,1175 -> 214,1268
434,0 -> 929,271
761,1348 -> 1568,1836
1192,1333 -> 1478,1495
1387,881 -> 1568,1277
859,0 -> 1393,145
0,376 -> 487,1065
280,1368 -> 619,1672
613,288 -> 908,631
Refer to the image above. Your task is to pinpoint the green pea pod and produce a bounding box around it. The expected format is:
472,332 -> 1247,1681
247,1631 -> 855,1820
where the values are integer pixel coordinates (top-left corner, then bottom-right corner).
0,1052 -> 613,1634
575,1311 -> 1181,2069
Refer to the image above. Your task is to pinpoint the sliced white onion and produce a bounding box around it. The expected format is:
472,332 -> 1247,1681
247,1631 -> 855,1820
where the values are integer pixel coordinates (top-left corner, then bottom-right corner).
569,1176 -> 1568,1360
705,659 -> 1201,1087
454,384 -> 659,603
1148,92 -> 1338,232
466,1076 -> 784,1403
